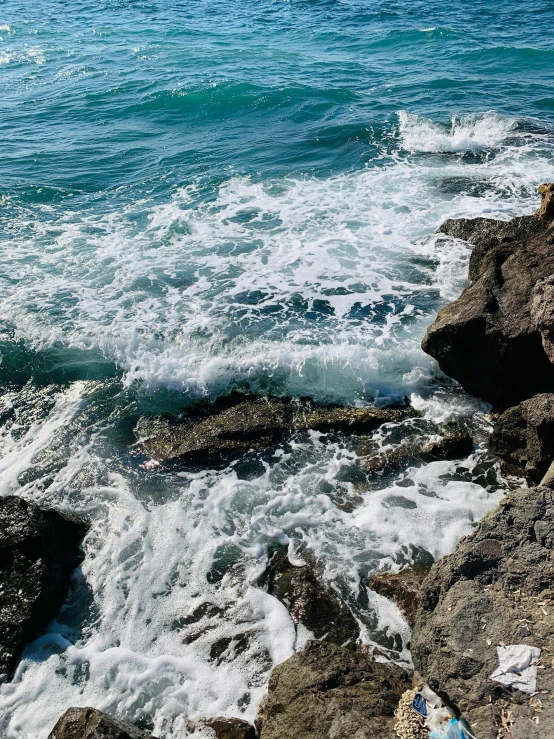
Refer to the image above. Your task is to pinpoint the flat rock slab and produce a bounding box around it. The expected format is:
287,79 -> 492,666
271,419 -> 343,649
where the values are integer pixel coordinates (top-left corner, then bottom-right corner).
411,486 -> 554,738
256,640 -> 410,739
137,397 -> 405,462
423,187 -> 554,408
48,708 -> 155,739
490,392 -> 554,484
258,547 -> 359,645
0,496 -> 87,681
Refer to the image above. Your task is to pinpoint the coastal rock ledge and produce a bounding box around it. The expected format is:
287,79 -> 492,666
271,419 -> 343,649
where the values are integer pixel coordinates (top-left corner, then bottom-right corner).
412,485 -> 554,738
422,183 -> 554,408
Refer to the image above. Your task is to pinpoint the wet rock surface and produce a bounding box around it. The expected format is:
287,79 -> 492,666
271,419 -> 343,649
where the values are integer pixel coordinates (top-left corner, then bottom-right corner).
411,485 -> 554,739
256,640 -> 410,739
204,717 -> 257,739
258,546 -> 359,645
362,427 -> 474,474
0,496 -> 87,681
490,392 -> 554,484
423,185 -> 554,408
48,708 -> 155,739
136,395 -> 405,462
367,565 -> 432,628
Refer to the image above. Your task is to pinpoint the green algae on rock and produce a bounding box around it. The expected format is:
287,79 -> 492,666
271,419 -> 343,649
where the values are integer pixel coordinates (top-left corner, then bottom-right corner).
136,396 -> 406,463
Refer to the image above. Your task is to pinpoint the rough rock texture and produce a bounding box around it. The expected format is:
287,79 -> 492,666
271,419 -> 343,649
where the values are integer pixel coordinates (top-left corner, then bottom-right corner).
138,396 -> 405,463
256,640 -> 410,739
423,185 -> 554,408
258,547 -> 359,645
411,486 -> 554,739
367,565 -> 432,627
48,708 -> 154,739
0,496 -> 87,681
204,717 -> 257,739
490,393 -> 554,484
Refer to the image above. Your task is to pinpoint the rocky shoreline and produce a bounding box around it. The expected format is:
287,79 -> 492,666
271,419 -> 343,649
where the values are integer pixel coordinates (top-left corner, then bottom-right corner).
3,185 -> 554,738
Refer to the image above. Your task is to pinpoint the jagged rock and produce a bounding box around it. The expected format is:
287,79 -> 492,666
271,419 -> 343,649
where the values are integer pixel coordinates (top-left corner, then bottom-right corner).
256,640 -> 410,739
490,393 -> 554,484
258,546 -> 359,645
367,565 -> 432,627
0,496 -> 87,681
363,428 -> 473,473
411,486 -> 554,739
204,717 -> 257,739
48,707 -> 155,739
422,184 -> 554,408
137,395 -> 405,463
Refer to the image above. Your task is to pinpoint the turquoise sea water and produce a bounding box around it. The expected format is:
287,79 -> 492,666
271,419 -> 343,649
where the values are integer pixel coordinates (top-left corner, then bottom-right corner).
0,1 -> 554,737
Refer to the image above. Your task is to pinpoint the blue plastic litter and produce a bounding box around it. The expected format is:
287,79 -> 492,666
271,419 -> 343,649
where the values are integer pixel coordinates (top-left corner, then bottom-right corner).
412,692 -> 428,717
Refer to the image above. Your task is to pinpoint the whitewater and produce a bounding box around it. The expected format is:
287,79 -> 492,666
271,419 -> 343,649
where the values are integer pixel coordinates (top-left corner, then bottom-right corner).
1,0 -> 554,736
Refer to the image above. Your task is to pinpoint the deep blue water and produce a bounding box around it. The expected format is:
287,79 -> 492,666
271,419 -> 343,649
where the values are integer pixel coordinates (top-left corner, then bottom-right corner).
0,2 -> 553,737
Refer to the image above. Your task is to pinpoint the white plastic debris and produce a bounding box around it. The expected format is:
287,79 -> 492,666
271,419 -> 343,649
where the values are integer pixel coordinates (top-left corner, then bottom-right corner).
411,684 -> 476,738
489,644 -> 541,694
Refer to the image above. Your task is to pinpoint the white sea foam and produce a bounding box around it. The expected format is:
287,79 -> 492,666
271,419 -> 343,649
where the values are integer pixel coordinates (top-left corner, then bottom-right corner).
398,110 -> 517,153
0,383 -> 506,738
0,112 -> 548,737
2,113 -> 553,403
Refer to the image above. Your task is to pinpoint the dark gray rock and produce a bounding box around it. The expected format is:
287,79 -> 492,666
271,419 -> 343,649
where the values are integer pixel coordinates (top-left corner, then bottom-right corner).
258,547 -> 359,646
48,707 -> 154,739
411,486 -> 554,739
422,184 -> 554,408
367,565 -> 432,627
0,496 -> 87,681
137,396 -> 405,463
204,717 -> 257,739
256,640 -> 410,739
490,393 -> 554,484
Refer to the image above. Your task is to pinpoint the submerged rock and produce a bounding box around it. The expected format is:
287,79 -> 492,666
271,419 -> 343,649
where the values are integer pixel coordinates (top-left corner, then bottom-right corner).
137,395 -> 405,463
0,496 -> 87,681
256,640 -> 410,739
48,707 -> 155,739
411,486 -> 554,738
258,546 -> 359,645
490,392 -> 554,484
422,184 -> 554,408
204,717 -> 257,739
362,428 -> 474,473
367,565 -> 432,627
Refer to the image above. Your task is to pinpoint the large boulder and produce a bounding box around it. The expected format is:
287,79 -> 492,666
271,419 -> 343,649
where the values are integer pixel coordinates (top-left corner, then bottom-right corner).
256,640 -> 410,739
490,393 -> 554,484
48,707 -> 155,739
258,546 -> 359,645
422,185 -> 554,408
0,496 -> 87,681
411,486 -> 554,738
137,395 -> 405,463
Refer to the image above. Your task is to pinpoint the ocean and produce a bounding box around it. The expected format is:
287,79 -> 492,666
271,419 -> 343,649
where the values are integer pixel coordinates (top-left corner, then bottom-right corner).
0,0 -> 553,736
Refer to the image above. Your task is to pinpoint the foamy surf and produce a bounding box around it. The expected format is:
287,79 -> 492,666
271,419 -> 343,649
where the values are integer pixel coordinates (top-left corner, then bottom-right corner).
0,100 -> 551,737
0,379 -> 509,738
